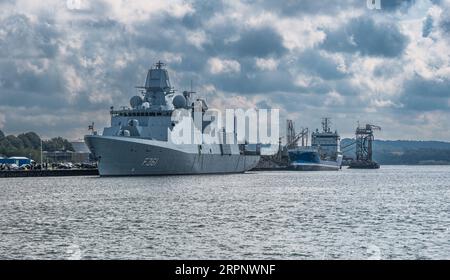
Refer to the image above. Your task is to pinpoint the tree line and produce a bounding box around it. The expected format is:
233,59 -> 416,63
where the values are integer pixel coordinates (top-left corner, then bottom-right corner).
0,130 -> 74,161
373,149 -> 450,165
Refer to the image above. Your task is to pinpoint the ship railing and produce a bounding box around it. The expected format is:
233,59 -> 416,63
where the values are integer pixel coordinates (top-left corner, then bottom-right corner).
110,109 -> 173,117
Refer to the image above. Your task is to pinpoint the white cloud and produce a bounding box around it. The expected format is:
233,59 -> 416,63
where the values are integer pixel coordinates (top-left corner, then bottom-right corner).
0,0 -> 449,140
324,90 -> 345,106
65,65 -> 85,102
160,52 -> 183,64
371,99 -> 399,109
65,0 -> 91,11
255,58 -> 278,71
294,75 -> 315,88
208,57 -> 241,74
99,0 -> 195,24
186,30 -> 208,50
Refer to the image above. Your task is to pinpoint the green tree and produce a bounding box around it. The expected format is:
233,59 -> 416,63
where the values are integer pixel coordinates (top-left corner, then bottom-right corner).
6,135 -> 24,150
18,132 -> 41,149
0,131 -> 73,160
43,137 -> 74,152
18,134 -> 32,148
25,132 -> 42,149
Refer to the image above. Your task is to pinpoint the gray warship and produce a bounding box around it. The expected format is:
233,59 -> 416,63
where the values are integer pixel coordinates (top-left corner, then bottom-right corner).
84,62 -> 261,176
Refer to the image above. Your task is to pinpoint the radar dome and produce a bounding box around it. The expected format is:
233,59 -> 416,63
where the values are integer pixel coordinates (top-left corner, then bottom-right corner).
130,96 -> 143,108
172,95 -> 187,109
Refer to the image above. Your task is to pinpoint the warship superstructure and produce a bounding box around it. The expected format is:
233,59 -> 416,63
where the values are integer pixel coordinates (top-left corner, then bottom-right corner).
85,62 -> 260,176
288,118 -> 343,171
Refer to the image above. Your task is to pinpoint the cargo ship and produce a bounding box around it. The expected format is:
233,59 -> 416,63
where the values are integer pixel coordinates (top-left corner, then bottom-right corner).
288,118 -> 343,171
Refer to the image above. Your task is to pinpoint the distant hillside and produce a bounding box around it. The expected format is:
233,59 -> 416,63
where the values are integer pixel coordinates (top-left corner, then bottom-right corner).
342,139 -> 450,165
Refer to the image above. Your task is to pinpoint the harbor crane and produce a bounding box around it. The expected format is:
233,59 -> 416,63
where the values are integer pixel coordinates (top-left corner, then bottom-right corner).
349,123 -> 381,169
286,120 -> 309,149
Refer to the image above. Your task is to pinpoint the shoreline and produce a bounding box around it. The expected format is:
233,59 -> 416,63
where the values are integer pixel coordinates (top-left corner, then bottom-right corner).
0,169 -> 99,178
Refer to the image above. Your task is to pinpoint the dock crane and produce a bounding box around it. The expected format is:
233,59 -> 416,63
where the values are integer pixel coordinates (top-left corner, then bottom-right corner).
274,120 -> 309,161
349,123 -> 381,169
286,120 -> 309,149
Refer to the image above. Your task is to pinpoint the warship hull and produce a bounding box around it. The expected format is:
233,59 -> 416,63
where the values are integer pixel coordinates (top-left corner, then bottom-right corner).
85,135 -> 260,176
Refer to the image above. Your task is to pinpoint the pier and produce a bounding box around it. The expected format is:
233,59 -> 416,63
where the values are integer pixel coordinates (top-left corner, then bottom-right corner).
0,169 -> 99,178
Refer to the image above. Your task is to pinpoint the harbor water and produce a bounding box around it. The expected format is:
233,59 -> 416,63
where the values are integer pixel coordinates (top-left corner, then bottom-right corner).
1,165 -> 449,259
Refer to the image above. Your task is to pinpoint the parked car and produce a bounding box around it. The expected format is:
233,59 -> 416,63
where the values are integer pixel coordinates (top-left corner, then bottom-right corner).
81,162 -> 97,169
19,164 -> 31,170
9,164 -> 19,170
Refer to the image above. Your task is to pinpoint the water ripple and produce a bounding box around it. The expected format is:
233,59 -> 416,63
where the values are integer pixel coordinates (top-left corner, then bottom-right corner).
0,165 -> 449,259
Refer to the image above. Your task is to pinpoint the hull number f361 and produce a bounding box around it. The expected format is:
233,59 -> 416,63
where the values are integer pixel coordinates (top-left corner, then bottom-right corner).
142,158 -> 159,167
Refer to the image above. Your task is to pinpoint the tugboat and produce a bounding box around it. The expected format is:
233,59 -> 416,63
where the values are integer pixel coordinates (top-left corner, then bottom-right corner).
288,118 -> 343,171
85,61 -> 261,176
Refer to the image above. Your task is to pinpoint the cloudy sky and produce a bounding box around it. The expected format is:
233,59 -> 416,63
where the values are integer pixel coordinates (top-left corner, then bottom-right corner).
0,0 -> 449,141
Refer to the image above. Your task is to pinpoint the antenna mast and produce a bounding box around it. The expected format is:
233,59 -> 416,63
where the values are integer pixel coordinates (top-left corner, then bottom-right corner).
322,117 -> 331,133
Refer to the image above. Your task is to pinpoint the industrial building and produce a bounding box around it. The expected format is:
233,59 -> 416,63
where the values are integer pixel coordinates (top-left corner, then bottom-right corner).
43,140 -> 92,163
